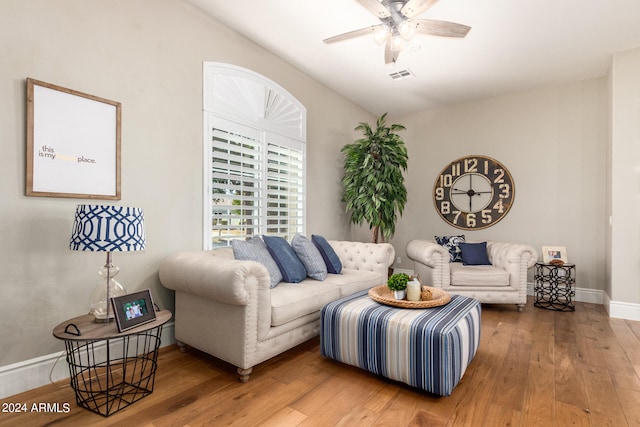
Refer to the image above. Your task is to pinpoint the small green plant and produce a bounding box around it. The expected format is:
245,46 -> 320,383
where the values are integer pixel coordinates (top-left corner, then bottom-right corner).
387,273 -> 410,291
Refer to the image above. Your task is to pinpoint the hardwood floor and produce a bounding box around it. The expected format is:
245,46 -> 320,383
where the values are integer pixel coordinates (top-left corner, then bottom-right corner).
2,297 -> 640,426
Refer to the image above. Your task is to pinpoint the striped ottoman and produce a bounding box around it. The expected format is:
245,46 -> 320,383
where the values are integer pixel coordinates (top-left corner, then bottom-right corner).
320,290 -> 481,396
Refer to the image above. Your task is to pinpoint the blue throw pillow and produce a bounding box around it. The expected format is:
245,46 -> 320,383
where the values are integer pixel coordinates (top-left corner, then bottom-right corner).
291,234 -> 327,280
262,235 -> 307,283
435,235 -> 466,262
311,234 -> 342,274
231,236 -> 282,288
459,242 -> 492,266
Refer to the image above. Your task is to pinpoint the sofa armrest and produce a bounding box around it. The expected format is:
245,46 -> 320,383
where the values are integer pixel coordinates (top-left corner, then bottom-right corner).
329,240 -> 395,279
406,240 -> 451,287
159,250 -> 271,306
406,240 -> 449,268
486,241 -> 538,270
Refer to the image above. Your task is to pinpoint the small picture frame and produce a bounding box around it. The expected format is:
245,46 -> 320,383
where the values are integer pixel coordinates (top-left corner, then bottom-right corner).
542,246 -> 568,264
111,289 -> 157,332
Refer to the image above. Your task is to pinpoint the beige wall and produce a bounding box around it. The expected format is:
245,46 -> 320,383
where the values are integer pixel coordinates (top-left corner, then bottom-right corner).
608,47 -> 640,307
0,0 -> 372,367
385,79 -> 608,295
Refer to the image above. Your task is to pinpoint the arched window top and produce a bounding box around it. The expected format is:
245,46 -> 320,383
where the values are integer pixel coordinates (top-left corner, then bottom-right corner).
203,62 -> 306,141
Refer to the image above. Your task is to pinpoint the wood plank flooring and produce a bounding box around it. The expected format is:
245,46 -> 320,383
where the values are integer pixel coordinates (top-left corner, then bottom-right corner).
2,297 -> 639,426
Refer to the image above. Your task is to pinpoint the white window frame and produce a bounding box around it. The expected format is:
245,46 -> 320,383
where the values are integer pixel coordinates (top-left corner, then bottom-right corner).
202,63 -> 307,249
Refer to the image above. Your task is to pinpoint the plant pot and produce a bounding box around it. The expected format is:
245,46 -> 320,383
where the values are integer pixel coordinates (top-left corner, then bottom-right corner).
393,289 -> 406,300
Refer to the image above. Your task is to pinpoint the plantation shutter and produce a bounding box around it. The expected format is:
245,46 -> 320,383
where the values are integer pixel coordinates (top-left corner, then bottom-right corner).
207,117 -> 305,248
208,117 -> 262,247
266,135 -> 304,237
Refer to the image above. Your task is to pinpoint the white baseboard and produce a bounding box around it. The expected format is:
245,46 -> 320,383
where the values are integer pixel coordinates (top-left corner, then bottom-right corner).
0,321 -> 174,399
526,282 -> 605,305
605,295 -> 640,321
394,274 -> 609,307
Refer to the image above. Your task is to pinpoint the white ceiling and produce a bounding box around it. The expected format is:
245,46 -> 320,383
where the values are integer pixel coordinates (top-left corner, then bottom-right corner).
187,0 -> 640,116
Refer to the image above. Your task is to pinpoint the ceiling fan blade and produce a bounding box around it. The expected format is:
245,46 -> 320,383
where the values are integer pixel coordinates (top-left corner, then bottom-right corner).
401,0 -> 439,18
323,25 -> 384,43
414,19 -> 471,38
356,0 -> 391,18
384,39 -> 400,64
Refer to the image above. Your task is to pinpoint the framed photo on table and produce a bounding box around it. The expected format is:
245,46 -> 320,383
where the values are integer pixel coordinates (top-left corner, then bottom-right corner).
542,246 -> 568,264
26,78 -> 121,199
111,289 -> 157,332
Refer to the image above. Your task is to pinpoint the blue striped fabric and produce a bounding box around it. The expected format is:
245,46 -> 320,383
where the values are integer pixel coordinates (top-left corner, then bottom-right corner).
320,290 -> 481,396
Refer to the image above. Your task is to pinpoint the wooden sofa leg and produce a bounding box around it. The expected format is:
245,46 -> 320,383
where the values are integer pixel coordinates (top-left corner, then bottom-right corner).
237,367 -> 253,383
516,304 -> 525,312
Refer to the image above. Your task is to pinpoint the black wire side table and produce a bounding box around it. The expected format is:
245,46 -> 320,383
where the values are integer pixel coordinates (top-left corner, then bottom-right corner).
534,262 -> 576,312
53,310 -> 171,417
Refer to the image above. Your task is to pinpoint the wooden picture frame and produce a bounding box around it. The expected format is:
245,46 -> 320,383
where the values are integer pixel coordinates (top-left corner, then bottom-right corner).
26,78 -> 121,199
111,289 -> 157,332
542,246 -> 568,264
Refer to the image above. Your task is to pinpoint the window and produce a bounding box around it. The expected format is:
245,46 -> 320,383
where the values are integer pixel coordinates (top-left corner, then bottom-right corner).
203,63 -> 306,249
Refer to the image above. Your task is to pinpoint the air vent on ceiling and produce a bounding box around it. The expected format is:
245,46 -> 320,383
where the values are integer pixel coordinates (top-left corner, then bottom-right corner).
388,69 -> 415,80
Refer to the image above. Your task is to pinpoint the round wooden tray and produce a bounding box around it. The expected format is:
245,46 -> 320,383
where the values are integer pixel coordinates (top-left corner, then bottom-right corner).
368,285 -> 451,309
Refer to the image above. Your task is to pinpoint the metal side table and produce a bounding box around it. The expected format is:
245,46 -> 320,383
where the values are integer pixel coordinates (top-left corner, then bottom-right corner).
534,262 -> 576,312
53,310 -> 171,416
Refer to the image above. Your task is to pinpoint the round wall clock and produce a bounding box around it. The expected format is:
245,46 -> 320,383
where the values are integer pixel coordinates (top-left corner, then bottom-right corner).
433,155 -> 515,230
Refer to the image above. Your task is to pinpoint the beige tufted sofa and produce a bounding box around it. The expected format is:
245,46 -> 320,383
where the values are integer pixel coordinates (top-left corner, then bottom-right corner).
406,240 -> 538,311
159,240 -> 394,381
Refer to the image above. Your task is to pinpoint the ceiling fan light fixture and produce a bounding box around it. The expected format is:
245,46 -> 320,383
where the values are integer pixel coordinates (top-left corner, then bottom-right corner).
398,20 -> 416,40
392,34 -> 404,50
324,0 -> 471,65
373,25 -> 390,44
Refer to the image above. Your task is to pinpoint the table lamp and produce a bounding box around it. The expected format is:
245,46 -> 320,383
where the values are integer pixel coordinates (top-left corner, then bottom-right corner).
69,205 -> 146,323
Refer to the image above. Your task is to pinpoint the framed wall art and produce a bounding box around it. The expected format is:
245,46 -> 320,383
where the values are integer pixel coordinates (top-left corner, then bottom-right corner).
26,78 -> 121,199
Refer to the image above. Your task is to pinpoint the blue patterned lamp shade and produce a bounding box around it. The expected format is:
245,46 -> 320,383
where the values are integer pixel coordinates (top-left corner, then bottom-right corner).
70,205 -> 145,252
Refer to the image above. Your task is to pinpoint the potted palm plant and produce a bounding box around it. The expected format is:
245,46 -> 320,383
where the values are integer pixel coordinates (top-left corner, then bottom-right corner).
341,113 -> 408,243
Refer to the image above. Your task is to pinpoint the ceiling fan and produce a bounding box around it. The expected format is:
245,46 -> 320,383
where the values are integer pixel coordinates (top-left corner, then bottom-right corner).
323,0 -> 471,64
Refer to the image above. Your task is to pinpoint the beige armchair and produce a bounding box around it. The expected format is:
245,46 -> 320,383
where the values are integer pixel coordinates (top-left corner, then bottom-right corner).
406,240 -> 538,311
